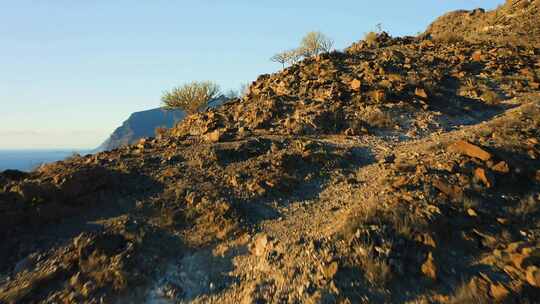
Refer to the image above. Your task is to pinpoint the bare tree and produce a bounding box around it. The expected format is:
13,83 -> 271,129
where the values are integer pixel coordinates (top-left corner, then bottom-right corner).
161,81 -> 220,114
271,52 -> 290,68
271,49 -> 303,68
285,49 -> 302,65
299,31 -> 334,57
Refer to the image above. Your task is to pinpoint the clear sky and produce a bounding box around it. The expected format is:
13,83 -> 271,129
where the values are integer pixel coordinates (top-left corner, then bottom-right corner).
0,0 -> 502,149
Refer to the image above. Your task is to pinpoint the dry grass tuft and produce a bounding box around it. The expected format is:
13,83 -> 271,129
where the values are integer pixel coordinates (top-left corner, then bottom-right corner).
449,279 -> 490,304
364,32 -> 378,46
359,245 -> 393,286
433,32 -> 465,44
361,106 -> 395,130
480,89 -> 501,105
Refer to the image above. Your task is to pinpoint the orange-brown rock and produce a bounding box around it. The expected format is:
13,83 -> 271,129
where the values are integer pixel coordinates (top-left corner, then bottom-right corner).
415,87 -> 428,99
392,176 -> 409,188
416,233 -> 437,248
467,208 -> 478,217
491,161 -> 510,174
323,261 -> 339,279
474,167 -> 494,188
511,253 -> 527,269
490,283 -> 509,301
250,233 -> 269,257
448,140 -> 492,161
421,252 -> 437,280
350,79 -> 362,91
472,50 -> 483,61
205,129 -> 222,143
371,90 -> 386,103
526,266 -> 540,287
432,179 -> 463,200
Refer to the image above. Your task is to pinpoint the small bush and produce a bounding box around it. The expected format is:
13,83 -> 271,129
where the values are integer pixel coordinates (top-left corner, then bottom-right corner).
161,81 -> 220,114
364,31 -> 378,46
480,89 -> 501,105
362,106 -> 395,129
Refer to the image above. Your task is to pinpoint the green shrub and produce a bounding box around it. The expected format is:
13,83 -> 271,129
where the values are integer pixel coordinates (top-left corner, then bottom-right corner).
162,81 -> 220,114
364,31 -> 378,46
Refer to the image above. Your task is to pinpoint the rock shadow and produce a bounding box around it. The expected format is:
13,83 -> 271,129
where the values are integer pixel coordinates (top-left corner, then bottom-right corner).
0,166 -> 164,274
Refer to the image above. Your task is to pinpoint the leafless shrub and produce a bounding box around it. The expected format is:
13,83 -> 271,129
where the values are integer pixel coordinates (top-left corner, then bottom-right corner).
299,31 -> 334,57
271,51 -> 290,68
271,49 -> 302,68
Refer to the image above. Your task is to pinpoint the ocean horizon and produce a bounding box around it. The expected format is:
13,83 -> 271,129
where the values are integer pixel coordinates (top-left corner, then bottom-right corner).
0,149 -> 92,172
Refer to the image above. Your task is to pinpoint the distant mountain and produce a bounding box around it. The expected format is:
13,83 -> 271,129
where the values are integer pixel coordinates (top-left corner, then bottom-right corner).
96,108 -> 185,152
96,98 -> 226,151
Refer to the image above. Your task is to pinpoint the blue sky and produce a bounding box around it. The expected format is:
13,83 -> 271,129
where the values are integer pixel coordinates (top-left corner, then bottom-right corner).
0,0 -> 502,149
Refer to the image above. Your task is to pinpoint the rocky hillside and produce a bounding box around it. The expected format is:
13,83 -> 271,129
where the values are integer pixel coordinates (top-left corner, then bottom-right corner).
1,7 -> 540,304
425,0 -> 540,47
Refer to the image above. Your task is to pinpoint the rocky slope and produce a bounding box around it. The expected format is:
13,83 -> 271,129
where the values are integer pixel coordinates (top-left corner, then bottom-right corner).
425,0 -> 540,47
1,9 -> 540,304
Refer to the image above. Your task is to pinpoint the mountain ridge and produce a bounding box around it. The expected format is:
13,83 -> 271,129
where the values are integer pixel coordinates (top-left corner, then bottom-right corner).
96,107 -> 185,152
97,97 -> 227,152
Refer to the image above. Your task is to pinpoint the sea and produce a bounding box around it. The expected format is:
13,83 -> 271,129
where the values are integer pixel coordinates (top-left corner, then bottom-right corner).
0,150 -> 92,172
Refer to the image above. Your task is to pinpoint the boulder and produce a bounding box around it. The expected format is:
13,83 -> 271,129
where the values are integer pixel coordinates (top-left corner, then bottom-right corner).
474,168 -> 494,188
491,161 -> 510,174
250,233 -> 270,257
432,179 -> 463,200
448,140 -> 492,161
490,283 -> 509,301
350,79 -> 362,91
205,129 -> 222,143
415,87 -> 428,99
526,266 -> 540,287
421,252 -> 437,280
